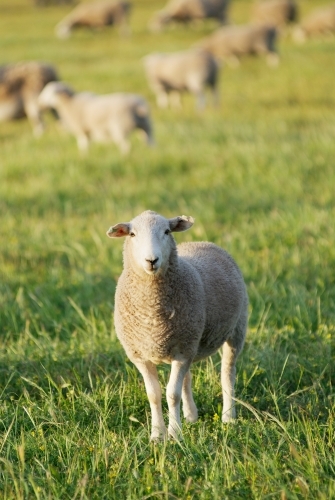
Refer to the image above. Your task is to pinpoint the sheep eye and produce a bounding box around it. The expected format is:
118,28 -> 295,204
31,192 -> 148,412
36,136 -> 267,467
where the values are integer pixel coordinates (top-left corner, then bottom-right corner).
165,229 -> 170,235
129,232 -> 135,237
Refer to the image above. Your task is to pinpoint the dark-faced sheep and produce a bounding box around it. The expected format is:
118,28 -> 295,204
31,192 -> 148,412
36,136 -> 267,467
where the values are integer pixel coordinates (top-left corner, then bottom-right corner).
0,61 -> 58,136
107,210 -> 248,440
143,49 -> 219,109
38,82 -> 153,153
55,0 -> 131,38
251,0 -> 298,29
293,4 -> 335,42
149,0 -> 230,32
198,24 -> 279,66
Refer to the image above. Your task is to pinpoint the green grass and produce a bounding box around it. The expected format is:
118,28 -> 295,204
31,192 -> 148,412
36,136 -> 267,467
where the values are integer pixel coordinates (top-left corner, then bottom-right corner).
0,0 -> 334,498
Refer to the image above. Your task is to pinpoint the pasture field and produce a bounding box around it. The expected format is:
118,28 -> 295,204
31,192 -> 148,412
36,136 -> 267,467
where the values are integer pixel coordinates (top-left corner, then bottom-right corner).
0,0 -> 334,498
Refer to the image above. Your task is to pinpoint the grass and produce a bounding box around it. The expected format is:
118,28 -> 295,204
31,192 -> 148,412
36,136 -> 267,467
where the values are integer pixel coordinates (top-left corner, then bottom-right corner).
0,0 -> 334,498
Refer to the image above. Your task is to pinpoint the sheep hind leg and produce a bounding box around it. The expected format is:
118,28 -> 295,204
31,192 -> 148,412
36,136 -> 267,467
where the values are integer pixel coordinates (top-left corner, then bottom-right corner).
221,320 -> 246,423
166,359 -> 191,439
182,369 -> 198,423
169,91 -> 182,109
133,360 -> 166,441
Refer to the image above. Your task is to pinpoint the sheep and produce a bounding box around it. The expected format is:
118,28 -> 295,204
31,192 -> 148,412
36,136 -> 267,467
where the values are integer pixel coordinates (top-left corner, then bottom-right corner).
143,49 -> 219,109
38,82 -> 153,153
251,0 -> 298,29
0,61 -> 58,136
292,4 -> 335,43
149,0 -> 230,32
197,23 -> 279,66
106,210 -> 248,440
55,0 -> 131,38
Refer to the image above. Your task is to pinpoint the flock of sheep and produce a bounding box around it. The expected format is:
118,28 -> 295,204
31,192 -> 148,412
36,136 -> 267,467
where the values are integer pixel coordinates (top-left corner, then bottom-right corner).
1,0 -> 335,153
2,0 -> 334,439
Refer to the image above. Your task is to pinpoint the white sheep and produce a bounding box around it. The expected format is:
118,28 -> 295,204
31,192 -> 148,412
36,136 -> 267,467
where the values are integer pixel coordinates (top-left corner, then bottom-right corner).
292,4 -> 335,43
251,0 -> 298,29
0,61 -> 58,136
197,23 -> 279,66
107,210 -> 248,440
55,0 -> 131,38
38,82 -> 153,153
143,49 -> 219,109
149,0 -> 230,32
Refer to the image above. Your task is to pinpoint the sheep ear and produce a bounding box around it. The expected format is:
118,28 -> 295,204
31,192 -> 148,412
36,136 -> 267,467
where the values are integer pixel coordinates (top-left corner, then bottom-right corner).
169,215 -> 194,232
106,223 -> 130,238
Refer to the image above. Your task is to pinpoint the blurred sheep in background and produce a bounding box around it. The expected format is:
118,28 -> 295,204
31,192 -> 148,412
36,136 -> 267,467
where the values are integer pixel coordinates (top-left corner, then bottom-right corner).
197,24 -> 279,66
251,0 -> 298,29
293,3 -> 335,42
38,82 -> 153,153
0,61 -> 59,136
55,0 -> 131,38
149,0 -> 230,32
143,49 -> 219,109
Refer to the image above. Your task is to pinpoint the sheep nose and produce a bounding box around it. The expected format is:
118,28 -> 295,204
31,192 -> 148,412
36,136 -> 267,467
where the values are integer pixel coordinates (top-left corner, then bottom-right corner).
146,257 -> 159,267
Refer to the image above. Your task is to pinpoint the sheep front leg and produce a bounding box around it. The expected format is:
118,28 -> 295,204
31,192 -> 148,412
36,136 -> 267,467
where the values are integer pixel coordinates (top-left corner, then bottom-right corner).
133,360 -> 166,441
166,359 -> 191,439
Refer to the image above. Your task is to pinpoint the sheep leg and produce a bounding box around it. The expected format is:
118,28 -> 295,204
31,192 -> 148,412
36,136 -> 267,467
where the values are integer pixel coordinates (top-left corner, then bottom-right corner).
196,91 -> 206,111
156,91 -> 169,108
221,340 -> 239,422
221,316 -> 246,422
23,98 -> 44,137
133,360 -> 166,441
111,127 -> 130,154
166,359 -> 191,439
169,91 -> 182,109
182,369 -> 198,423
76,133 -> 89,152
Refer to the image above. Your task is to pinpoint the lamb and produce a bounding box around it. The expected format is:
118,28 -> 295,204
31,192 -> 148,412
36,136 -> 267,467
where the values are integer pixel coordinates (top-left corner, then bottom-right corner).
55,0 -> 131,38
251,0 -> 298,29
197,23 -> 279,66
0,61 -> 58,136
143,49 -> 219,109
292,4 -> 335,42
149,0 -> 230,32
107,210 -> 248,440
38,82 -> 153,153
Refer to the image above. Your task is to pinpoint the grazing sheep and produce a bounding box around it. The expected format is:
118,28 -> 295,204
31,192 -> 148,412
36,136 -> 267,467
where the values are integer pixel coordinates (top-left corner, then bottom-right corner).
149,0 -> 230,32
143,49 -> 219,109
38,82 -> 153,153
0,61 -> 58,136
293,4 -> 335,42
251,0 -> 298,29
107,210 -> 248,440
198,23 -> 279,66
55,0 -> 131,38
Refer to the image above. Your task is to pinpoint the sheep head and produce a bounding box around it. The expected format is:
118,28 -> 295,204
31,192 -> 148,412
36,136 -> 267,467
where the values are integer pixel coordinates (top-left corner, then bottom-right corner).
38,81 -> 75,109
107,210 -> 194,276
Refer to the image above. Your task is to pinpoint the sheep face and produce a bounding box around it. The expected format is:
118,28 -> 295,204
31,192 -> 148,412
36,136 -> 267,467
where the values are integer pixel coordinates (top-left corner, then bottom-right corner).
38,82 -> 74,109
107,211 -> 194,276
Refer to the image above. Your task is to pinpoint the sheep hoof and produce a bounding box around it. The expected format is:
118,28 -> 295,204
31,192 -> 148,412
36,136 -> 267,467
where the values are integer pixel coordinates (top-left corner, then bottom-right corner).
168,426 -> 183,441
222,414 -> 236,424
150,428 -> 167,442
184,411 -> 198,423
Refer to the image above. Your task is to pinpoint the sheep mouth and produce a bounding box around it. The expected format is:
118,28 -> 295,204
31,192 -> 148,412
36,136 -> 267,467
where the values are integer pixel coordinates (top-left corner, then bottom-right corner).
143,265 -> 160,275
